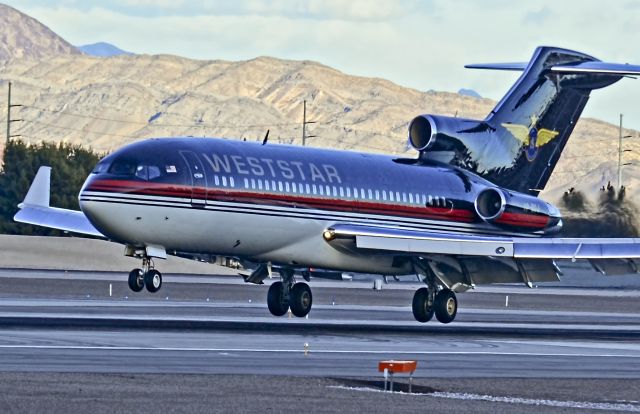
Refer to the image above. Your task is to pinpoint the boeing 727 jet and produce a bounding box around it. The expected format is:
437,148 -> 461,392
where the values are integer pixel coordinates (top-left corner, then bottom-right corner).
15,46 -> 640,323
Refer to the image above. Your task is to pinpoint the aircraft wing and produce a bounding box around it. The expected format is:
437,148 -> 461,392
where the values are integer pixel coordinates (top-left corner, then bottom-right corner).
325,223 -> 640,260
325,223 -> 640,289
13,166 -> 104,237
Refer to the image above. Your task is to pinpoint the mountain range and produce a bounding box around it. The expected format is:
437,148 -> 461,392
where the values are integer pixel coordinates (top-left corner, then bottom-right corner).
78,42 -> 133,57
0,2 -> 638,203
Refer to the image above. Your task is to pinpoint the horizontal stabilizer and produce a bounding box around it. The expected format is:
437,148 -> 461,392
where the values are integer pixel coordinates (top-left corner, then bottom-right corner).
550,61 -> 640,76
464,62 -> 528,71
14,166 -> 103,237
466,60 -> 640,76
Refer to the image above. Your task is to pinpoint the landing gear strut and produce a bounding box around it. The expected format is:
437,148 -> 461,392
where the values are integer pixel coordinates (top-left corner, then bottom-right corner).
266,269 -> 313,318
127,257 -> 162,293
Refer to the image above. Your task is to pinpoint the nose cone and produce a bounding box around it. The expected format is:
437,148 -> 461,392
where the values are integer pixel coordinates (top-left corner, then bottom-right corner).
78,173 -> 95,212
78,174 -> 111,237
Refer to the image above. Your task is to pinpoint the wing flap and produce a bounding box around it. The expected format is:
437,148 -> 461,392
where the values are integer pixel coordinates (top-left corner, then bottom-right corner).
327,224 -> 640,260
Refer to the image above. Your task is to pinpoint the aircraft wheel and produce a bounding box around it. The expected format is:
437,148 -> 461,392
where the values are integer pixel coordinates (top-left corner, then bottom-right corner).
289,282 -> 313,317
128,268 -> 144,292
267,281 -> 289,316
412,287 -> 434,323
434,289 -> 457,324
144,269 -> 162,293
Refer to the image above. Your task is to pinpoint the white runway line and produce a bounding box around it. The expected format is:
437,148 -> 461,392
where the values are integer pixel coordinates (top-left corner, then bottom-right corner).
328,386 -> 640,412
2,297 -> 640,321
430,392 -> 640,412
0,344 -> 639,358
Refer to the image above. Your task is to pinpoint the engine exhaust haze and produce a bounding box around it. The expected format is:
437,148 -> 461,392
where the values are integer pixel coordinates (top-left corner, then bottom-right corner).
558,183 -> 639,237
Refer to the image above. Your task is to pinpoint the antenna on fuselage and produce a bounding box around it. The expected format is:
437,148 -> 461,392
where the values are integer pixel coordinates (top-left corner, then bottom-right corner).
262,129 -> 270,145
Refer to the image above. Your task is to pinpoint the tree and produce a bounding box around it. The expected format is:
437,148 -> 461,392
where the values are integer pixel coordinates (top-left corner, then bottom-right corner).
0,140 -> 103,235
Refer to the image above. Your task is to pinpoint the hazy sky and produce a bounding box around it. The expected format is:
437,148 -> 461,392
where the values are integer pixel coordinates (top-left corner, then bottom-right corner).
6,0 -> 640,129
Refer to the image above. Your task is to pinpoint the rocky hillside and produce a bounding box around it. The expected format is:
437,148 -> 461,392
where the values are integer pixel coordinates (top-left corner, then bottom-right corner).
0,3 -> 80,60
0,4 -> 637,204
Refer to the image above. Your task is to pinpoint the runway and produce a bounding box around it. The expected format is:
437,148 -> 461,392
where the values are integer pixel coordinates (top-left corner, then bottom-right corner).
0,269 -> 638,378
0,268 -> 639,412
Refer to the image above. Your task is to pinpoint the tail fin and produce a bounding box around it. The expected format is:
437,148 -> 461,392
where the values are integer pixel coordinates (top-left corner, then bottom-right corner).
464,47 -> 639,194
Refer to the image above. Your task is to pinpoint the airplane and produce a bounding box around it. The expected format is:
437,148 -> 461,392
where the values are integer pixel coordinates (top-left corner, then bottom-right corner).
14,46 -> 640,324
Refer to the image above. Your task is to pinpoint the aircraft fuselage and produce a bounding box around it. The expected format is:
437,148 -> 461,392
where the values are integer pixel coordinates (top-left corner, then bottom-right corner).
79,137 -> 559,274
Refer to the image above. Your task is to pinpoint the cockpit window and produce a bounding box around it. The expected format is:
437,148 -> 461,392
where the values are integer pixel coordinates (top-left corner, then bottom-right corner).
135,165 -> 162,181
105,152 -> 187,184
91,161 -> 110,174
109,159 -> 138,176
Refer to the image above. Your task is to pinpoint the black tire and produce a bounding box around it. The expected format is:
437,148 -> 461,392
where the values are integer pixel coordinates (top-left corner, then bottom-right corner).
144,269 -> 162,293
289,282 -> 313,317
128,268 -> 144,292
434,289 -> 457,324
412,287 -> 434,323
267,281 -> 289,316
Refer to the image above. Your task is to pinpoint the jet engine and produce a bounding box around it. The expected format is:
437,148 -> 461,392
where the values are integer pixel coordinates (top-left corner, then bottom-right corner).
474,187 -> 562,233
408,114 -> 484,154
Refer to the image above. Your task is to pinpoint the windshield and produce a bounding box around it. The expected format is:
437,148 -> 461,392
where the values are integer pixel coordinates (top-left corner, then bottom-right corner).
104,152 -> 187,184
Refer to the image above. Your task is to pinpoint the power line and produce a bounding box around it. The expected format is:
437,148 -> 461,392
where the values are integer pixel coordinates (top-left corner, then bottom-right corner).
560,150 -> 618,159
22,119 -> 140,139
19,103 -> 407,143
19,104 -> 300,129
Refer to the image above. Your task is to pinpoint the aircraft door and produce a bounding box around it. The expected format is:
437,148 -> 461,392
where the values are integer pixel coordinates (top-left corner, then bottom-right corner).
179,150 -> 207,207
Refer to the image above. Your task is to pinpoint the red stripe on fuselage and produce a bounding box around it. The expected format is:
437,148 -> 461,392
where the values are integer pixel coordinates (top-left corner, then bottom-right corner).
494,212 -> 549,228
85,179 -> 476,223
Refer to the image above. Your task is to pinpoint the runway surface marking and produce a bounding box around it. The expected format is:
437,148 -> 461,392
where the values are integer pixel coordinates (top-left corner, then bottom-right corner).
2,298 -> 640,322
328,386 -> 640,412
487,339 -> 640,351
0,344 -> 638,358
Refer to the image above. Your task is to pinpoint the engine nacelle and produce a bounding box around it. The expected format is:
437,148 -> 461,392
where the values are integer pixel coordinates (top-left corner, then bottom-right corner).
408,114 -> 482,153
475,187 -> 562,233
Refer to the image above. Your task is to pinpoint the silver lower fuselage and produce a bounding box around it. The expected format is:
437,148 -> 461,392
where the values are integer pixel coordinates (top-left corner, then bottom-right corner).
79,191 -> 415,274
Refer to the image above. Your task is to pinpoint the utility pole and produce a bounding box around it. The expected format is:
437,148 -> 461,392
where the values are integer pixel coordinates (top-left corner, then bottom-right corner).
5,81 -> 23,160
618,113 -> 623,189
301,100 -> 316,146
617,113 -> 633,189
6,81 -> 24,143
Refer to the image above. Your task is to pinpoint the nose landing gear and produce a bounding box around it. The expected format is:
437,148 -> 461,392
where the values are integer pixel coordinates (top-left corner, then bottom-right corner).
127,258 -> 163,293
128,268 -> 144,292
267,281 -> 289,316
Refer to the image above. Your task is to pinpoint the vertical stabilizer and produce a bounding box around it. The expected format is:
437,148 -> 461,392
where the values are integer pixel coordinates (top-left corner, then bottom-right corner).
410,47 -> 640,195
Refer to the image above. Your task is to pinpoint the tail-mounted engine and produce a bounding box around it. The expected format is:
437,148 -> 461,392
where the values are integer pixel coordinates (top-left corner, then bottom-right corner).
408,114 -> 482,155
474,187 -> 561,232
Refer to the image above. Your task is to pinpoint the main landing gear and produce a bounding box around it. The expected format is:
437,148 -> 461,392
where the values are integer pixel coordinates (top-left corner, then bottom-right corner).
266,269 -> 313,318
411,265 -> 458,324
128,257 -> 163,293
412,287 -> 457,324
